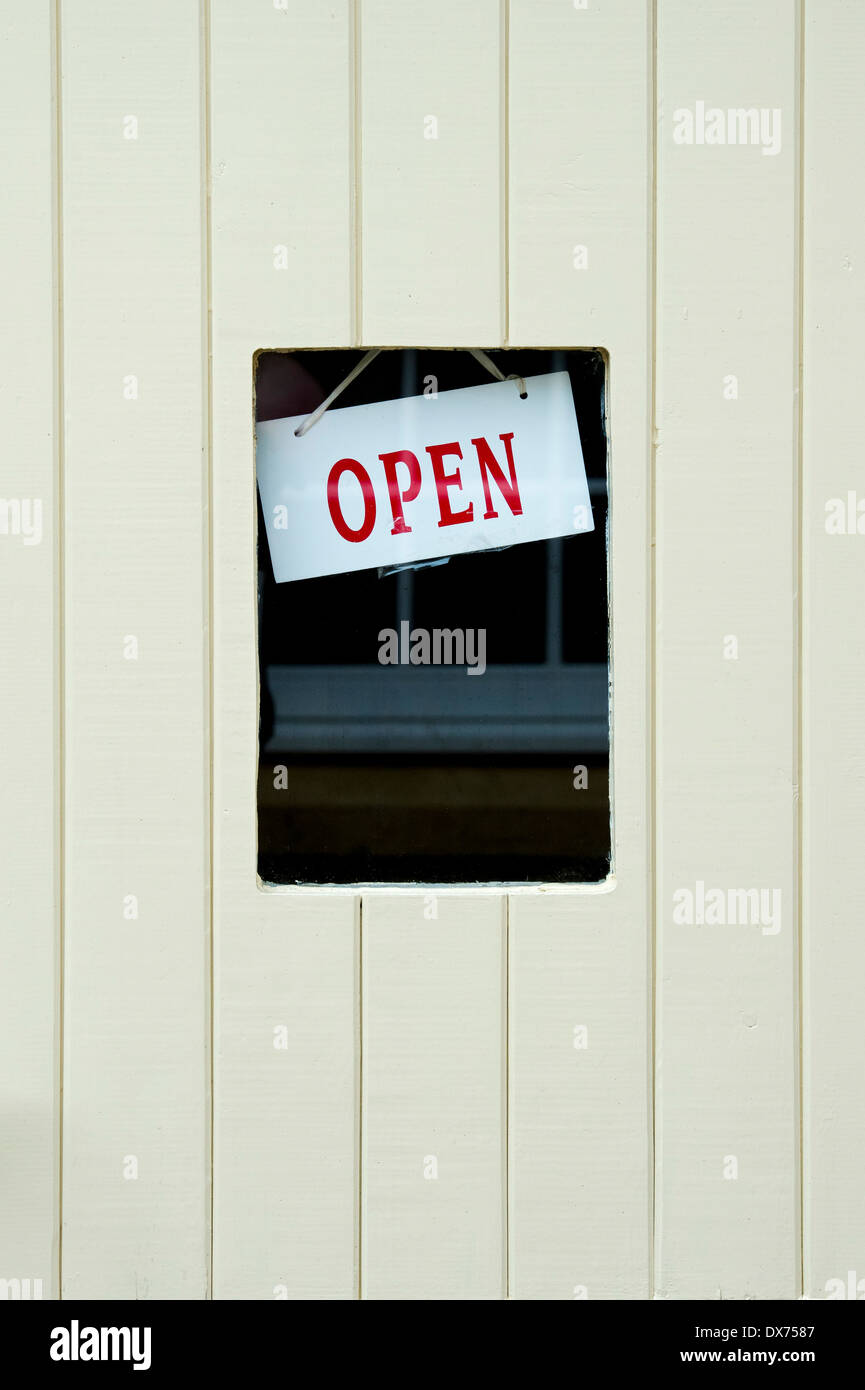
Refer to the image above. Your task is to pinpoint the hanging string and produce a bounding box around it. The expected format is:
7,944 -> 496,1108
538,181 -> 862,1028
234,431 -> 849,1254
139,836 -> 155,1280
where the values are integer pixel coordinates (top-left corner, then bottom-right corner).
468,348 -> 527,400
294,348 -> 381,437
294,347 -> 527,438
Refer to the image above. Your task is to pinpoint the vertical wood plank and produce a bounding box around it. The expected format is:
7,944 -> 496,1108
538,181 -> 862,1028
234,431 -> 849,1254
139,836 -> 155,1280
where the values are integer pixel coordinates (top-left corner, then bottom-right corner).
60,0 -> 209,1298
209,1 -> 353,351
802,0 -> 865,1302
506,0 -> 652,1300
0,0 -> 60,1299
360,0 -> 502,346
214,892 -> 359,1301
655,0 -> 800,1298
210,0 -> 360,1299
361,893 -> 506,1300
357,0 -> 507,1300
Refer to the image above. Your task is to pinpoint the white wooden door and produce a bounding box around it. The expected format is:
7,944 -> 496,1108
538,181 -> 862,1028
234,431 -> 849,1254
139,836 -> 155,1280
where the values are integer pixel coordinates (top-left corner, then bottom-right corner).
1,0 -> 863,1302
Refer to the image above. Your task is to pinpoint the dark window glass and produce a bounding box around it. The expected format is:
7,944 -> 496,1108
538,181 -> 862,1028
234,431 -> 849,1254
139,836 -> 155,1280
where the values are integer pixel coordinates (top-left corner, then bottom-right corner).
256,347 -> 610,884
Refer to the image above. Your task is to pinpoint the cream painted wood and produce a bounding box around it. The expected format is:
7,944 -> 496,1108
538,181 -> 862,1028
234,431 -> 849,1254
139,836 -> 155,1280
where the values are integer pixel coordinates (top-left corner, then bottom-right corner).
802,0 -> 865,1303
356,0 -> 507,1300
60,0 -> 209,1298
6,0 -> 861,1305
655,0 -> 799,1299
360,0 -> 502,346
361,893 -> 506,1300
507,0 -> 652,1299
209,0 -> 359,1299
214,893 -> 359,1300
0,0 -> 60,1299
209,1 -> 354,351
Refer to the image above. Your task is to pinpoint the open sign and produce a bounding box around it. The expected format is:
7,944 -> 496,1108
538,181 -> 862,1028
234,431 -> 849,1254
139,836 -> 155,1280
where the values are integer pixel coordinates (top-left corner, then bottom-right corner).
256,370 -> 593,583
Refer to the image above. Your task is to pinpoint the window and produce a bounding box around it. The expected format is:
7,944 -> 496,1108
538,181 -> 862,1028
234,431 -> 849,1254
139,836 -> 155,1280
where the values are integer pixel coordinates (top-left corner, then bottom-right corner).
256,348 -> 610,884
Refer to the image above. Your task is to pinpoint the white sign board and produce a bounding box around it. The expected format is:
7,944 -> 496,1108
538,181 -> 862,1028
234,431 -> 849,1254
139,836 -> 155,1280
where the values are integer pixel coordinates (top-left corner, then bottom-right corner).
256,370 -> 593,583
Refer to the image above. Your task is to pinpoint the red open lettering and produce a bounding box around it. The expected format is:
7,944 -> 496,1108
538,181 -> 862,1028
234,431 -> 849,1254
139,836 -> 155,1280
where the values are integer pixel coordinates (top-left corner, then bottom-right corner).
327,457 -> 376,542
379,448 -> 422,535
426,441 -> 474,529
328,430 -> 524,543
472,432 -> 522,520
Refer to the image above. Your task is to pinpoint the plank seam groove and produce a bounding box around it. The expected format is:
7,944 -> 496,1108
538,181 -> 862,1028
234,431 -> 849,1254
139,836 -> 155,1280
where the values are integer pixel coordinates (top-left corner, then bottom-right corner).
501,0 -> 509,347
351,0 -> 362,346
795,0 -> 805,1300
648,0 -> 658,1305
53,0 -> 66,1303
358,894 -> 363,1301
504,893 -> 510,1299
202,0 -> 215,1304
